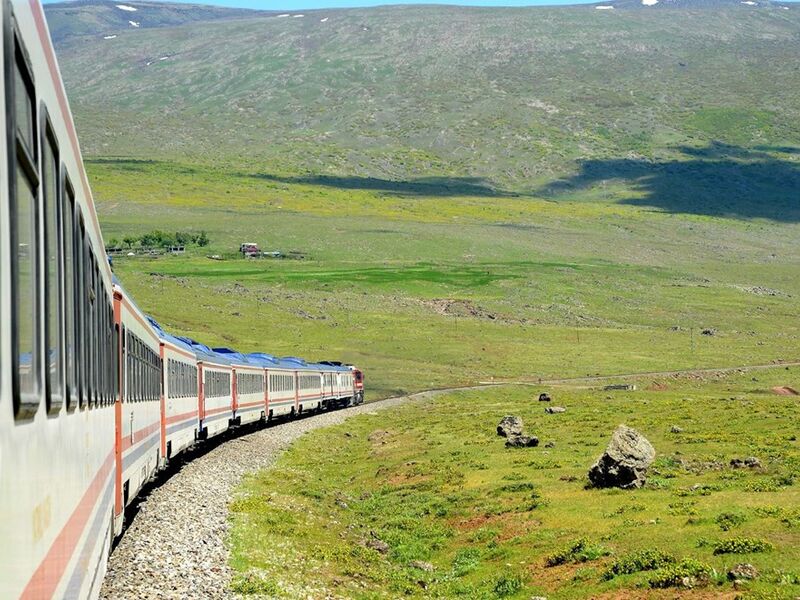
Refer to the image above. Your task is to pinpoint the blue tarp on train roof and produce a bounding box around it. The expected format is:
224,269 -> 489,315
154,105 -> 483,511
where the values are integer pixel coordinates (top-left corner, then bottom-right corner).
175,337 -> 232,365
276,357 -> 325,371
146,316 -> 197,354
212,347 -> 255,366
245,353 -> 281,367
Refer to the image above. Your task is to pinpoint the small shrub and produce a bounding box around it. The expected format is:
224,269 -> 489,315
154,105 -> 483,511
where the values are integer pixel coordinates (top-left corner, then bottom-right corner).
712,537 -> 774,555
745,479 -> 780,493
603,548 -> 676,580
492,572 -> 523,597
231,570 -> 280,595
648,558 -> 714,588
668,501 -> 698,516
496,482 -> 535,494
545,538 -> 610,567
715,511 -> 746,531
451,548 -> 481,577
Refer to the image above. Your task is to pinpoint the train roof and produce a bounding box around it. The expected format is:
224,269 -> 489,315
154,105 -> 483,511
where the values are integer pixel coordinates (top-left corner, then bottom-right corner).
146,316 -> 197,354
174,336 -> 232,366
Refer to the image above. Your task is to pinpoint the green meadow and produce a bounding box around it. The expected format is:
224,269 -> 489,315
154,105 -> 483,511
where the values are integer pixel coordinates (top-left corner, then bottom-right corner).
93,159 -> 800,399
227,371 -> 800,599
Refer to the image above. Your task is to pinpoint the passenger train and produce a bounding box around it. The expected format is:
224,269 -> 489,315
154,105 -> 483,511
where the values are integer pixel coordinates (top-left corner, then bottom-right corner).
0,1 -> 365,597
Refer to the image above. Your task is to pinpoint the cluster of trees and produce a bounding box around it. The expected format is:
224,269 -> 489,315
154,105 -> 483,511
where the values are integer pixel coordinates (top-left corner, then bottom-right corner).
108,230 -> 209,249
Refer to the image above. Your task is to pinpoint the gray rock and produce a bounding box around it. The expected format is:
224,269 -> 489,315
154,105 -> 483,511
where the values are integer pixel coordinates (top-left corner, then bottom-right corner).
497,415 -> 524,438
544,441 -> 555,448
730,456 -> 762,469
538,393 -> 551,402
701,328 -> 717,336
505,435 -> 539,448
588,425 -> 656,489
366,538 -> 390,554
545,406 -> 566,414
728,563 -> 759,581
670,425 -> 683,433
409,560 -> 434,572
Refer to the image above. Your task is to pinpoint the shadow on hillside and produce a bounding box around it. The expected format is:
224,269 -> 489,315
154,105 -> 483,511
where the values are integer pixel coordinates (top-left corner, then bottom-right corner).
251,173 -> 516,198
541,142 -> 800,222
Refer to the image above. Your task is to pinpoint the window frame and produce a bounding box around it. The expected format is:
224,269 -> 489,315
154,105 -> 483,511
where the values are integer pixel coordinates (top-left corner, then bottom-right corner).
40,111 -> 63,415
6,13 -> 42,420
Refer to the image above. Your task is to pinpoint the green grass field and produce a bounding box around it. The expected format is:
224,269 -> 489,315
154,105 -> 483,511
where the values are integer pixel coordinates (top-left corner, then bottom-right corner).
228,370 -> 800,599
94,158 -> 800,399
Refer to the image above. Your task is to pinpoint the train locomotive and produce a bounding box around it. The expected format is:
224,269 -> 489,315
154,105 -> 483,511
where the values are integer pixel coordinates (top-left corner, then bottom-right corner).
0,1 -> 365,598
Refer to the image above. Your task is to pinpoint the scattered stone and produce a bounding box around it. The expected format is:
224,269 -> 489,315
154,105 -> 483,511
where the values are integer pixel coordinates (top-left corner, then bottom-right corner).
497,415 -> 524,438
728,563 -> 759,581
701,328 -> 717,336
538,393 -> 551,402
670,425 -> 684,433
544,441 -> 555,448
545,406 -> 566,414
409,560 -> 434,572
730,456 -> 762,469
603,384 -> 636,391
531,597 -> 548,600
506,435 -> 539,448
588,425 -> 656,489
366,538 -> 390,554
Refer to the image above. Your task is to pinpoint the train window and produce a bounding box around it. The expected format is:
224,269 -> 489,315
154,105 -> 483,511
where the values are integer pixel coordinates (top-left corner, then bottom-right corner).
9,27 -> 40,418
62,180 -> 76,409
42,122 -> 63,414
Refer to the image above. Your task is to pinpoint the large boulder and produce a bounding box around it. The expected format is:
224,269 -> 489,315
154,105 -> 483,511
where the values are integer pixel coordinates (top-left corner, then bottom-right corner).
588,425 -> 655,489
497,415 -> 524,438
505,435 -> 539,448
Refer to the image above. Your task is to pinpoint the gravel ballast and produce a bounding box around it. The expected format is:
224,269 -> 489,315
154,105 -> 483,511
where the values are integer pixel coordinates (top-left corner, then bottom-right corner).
99,391 -> 446,599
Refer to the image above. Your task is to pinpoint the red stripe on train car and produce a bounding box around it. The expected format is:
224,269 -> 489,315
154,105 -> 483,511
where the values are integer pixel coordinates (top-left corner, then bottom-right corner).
165,409 -> 198,425
204,405 -> 232,417
21,450 -> 115,599
237,399 -> 264,409
121,421 -> 161,452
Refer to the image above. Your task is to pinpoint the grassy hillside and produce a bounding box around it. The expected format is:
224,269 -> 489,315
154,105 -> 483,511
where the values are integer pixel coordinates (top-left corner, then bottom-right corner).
229,373 -> 800,598
44,0 -> 267,43
52,3 -> 800,196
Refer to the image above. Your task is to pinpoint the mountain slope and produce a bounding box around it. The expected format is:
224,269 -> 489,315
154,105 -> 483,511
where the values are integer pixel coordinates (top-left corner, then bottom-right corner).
48,2 -> 800,217
44,0 -> 268,43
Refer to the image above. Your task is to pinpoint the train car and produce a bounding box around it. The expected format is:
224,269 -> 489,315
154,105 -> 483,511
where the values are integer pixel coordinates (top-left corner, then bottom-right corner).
149,318 -> 199,465
182,339 -> 233,440
280,357 -> 324,415
214,347 -> 266,426
113,283 -> 162,524
261,357 -> 299,419
0,0 -> 120,596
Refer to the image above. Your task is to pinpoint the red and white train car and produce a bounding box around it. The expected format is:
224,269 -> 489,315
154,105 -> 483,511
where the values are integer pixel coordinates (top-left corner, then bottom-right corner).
0,0 -> 118,596
188,341 -> 233,440
113,284 -> 162,530
152,321 -> 200,464
215,348 -> 266,426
